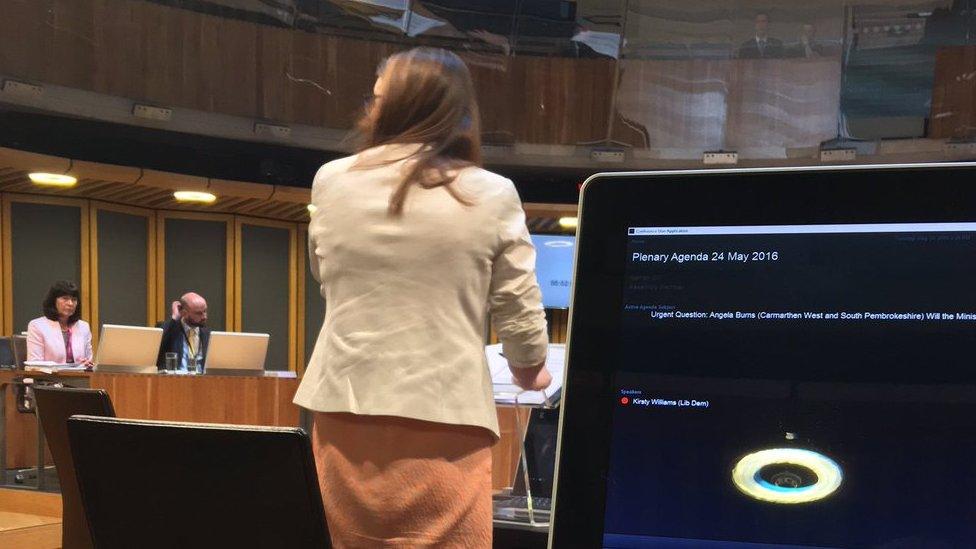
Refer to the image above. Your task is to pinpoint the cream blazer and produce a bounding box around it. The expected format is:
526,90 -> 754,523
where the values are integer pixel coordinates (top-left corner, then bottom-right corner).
293,145 -> 549,436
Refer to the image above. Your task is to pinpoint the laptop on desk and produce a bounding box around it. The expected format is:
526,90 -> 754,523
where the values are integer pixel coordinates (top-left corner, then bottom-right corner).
204,331 -> 269,375
0,337 -> 15,369
550,164 -> 976,548
94,325 -> 163,374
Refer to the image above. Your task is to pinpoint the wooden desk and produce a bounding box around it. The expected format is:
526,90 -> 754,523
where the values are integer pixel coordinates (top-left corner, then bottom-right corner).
4,370 -> 522,489
89,372 -> 300,426
1,370 -> 89,470
2,371 -> 299,470
930,45 -> 976,139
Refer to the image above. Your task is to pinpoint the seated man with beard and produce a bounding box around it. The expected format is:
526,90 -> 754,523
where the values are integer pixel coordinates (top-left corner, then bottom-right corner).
156,292 -> 210,372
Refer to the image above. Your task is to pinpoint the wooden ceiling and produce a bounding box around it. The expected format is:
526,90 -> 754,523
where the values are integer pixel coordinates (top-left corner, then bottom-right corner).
0,147 -> 311,221
0,147 -> 576,231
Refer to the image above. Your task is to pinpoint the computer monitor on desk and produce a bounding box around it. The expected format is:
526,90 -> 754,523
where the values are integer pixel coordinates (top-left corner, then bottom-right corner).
0,337 -> 15,368
11,335 -> 26,369
0,335 -> 28,369
205,331 -> 269,375
94,325 -> 163,374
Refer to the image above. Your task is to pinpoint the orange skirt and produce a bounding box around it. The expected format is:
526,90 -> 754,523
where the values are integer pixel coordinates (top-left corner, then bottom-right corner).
312,412 -> 495,548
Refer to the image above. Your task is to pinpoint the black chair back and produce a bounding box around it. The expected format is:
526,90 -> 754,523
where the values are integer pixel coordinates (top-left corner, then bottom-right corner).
34,386 -> 115,549
67,415 -> 330,549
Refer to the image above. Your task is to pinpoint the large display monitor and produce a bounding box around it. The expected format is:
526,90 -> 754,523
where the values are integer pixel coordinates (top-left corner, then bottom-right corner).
551,163 -> 976,548
530,234 -> 575,309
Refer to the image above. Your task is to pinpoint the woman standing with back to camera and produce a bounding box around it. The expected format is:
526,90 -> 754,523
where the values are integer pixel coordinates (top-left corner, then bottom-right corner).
293,47 -> 552,547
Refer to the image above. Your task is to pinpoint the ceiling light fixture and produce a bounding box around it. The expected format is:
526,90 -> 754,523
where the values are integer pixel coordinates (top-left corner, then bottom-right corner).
173,191 -> 217,204
558,216 -> 578,229
28,172 -> 77,187
307,204 -> 317,214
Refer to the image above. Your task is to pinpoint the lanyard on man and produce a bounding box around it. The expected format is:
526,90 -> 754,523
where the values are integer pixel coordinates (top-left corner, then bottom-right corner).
182,324 -> 199,370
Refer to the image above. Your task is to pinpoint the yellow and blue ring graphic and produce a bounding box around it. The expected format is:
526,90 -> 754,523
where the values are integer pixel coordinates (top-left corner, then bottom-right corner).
732,448 -> 843,504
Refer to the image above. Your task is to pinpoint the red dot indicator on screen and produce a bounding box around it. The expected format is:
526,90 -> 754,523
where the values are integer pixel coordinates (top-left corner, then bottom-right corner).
620,397 -> 629,405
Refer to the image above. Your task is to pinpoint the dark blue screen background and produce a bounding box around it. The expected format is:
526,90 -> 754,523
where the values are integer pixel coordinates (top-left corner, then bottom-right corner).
603,227 -> 976,547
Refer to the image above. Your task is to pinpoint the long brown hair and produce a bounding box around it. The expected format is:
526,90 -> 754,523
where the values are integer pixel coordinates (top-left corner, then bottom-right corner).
355,47 -> 483,216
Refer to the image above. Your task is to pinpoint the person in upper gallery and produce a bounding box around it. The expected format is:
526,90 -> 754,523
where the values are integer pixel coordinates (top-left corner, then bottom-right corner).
737,12 -> 785,59
26,280 -> 93,365
293,47 -> 552,548
155,292 -> 211,371
789,23 -> 827,58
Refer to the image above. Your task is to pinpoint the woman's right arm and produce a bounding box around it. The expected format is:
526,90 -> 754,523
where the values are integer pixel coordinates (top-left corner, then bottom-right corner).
26,320 -> 45,361
306,159 -> 343,286
487,182 -> 552,390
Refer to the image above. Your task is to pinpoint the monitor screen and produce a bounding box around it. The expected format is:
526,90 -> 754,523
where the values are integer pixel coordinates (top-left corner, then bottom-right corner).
550,165 -> 976,549
0,337 -> 14,368
530,234 -> 575,309
606,221 -> 976,547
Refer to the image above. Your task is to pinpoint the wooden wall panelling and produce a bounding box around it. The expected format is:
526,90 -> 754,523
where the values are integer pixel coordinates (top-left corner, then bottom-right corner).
91,0 -> 143,102
88,373 -> 301,426
725,57 -> 842,149
255,22 -> 357,128
257,22 -> 294,124
616,58 -> 730,150
89,372 -> 154,419
515,56 -> 615,145
50,0 -> 96,90
464,53 -> 517,144
288,29 -> 333,128
930,45 -> 976,140
153,376 -> 229,423
321,35 -> 355,127
275,378 -> 301,426
328,36 -> 404,129
207,15 -> 259,118
0,0 -> 50,82
139,0 -> 184,107
178,4 -> 211,113
517,56 -> 560,144
3,391 -> 52,468
0,0 -> 619,146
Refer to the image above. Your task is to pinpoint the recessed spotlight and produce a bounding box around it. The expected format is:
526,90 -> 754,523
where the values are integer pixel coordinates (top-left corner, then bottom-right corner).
307,204 -> 317,214
173,191 -> 217,204
558,216 -> 578,229
28,172 -> 77,187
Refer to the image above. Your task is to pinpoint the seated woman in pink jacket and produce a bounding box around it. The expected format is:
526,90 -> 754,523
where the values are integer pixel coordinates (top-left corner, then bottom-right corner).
26,281 -> 93,365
